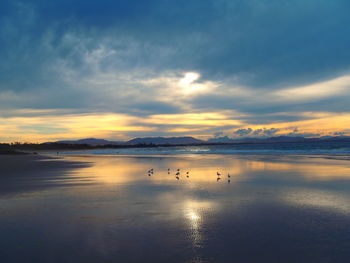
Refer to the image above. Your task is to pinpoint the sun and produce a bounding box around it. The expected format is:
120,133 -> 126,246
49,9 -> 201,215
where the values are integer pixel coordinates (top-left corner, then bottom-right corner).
178,72 -> 209,94
179,72 -> 200,85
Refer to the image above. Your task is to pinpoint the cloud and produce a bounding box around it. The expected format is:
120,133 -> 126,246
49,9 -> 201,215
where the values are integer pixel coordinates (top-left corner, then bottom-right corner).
233,127 -> 280,137
233,128 -> 253,137
253,128 -> 280,137
333,131 -> 348,136
3,0 -> 350,90
1,0 -> 350,140
274,75 -> 350,102
231,126 -> 327,138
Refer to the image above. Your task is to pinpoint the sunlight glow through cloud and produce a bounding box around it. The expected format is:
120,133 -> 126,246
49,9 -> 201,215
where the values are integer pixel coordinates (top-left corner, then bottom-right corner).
178,72 -> 213,95
180,72 -> 200,85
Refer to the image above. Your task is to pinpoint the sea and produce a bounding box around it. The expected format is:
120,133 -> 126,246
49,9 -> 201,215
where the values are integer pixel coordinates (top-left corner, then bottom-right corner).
54,141 -> 350,156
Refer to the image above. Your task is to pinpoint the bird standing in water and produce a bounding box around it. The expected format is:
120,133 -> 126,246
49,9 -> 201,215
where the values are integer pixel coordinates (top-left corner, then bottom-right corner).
186,171 -> 189,178
147,168 -> 154,176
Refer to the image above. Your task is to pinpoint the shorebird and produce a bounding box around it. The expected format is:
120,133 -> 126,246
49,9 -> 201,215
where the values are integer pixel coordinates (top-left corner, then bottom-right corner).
176,171 -> 180,176
217,172 -> 221,176
228,179 -> 231,183
176,175 -> 180,180
227,173 -> 231,178
177,168 -> 180,171
217,177 -> 221,182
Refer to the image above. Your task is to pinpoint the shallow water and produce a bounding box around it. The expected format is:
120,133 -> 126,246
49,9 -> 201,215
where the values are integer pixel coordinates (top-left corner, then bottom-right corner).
55,141 -> 350,155
1,154 -> 350,263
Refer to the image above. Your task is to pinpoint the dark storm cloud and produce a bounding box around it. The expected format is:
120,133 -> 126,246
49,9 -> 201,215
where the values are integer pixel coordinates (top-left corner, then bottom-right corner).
31,0 -> 350,88
1,0 -> 350,121
126,101 -> 182,116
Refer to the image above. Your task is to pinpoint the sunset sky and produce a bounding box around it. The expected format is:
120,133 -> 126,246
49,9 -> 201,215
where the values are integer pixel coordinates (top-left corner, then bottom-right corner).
1,0 -> 350,142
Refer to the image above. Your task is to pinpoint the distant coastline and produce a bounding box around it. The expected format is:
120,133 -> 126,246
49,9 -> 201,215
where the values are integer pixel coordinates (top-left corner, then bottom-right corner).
1,135 -> 350,154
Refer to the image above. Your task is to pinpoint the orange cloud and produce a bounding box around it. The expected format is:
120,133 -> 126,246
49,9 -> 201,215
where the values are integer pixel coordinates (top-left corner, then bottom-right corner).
0,109 -> 349,143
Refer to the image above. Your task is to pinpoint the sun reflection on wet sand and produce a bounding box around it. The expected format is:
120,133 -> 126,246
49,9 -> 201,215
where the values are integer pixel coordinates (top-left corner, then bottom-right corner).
183,200 -> 213,248
282,188 -> 350,214
186,209 -> 202,245
182,200 -> 215,263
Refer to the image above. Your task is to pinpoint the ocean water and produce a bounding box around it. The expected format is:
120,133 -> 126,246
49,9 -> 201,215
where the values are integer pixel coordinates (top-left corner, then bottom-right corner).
1,153 -> 350,262
55,141 -> 350,156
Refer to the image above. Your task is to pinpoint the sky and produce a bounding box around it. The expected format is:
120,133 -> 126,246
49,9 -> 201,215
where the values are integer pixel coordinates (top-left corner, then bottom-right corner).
1,0 -> 350,142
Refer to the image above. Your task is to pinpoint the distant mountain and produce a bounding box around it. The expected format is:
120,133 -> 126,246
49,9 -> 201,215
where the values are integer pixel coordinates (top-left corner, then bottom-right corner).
208,136 -> 305,143
50,136 -> 204,146
208,135 -> 350,144
53,138 -> 124,146
318,135 -> 350,141
48,135 -> 350,147
207,136 -> 237,143
127,136 -> 204,145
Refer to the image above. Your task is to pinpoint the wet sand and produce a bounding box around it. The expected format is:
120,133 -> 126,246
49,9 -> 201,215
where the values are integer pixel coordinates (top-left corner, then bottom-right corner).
1,154 -> 350,262
0,155 -> 91,196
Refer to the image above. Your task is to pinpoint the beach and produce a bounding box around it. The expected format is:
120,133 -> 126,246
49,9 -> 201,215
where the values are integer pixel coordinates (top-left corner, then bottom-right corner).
1,153 -> 350,262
